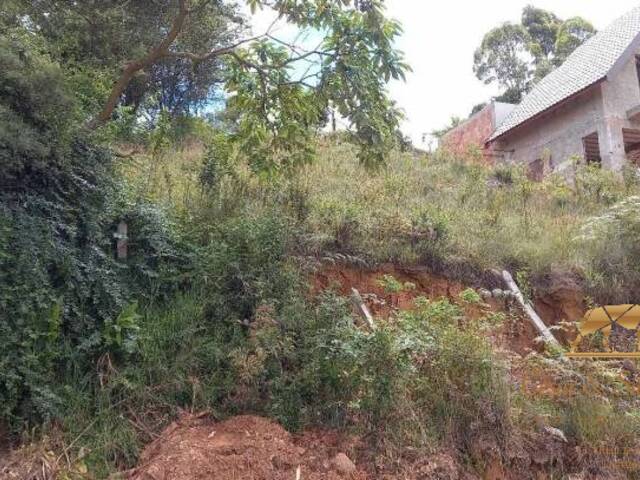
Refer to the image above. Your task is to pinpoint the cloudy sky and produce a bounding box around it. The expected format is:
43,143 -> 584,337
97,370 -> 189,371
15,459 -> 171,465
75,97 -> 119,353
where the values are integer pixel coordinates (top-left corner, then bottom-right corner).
250,1 -> 640,148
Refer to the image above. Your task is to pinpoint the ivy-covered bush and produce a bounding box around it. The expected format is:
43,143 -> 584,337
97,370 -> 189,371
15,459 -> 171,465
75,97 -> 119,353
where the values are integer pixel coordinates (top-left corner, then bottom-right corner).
0,34 -> 187,427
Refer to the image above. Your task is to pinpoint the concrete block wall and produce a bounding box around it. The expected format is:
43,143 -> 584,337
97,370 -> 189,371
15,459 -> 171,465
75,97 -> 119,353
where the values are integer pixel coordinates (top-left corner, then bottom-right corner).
493,87 -> 605,176
493,47 -> 640,175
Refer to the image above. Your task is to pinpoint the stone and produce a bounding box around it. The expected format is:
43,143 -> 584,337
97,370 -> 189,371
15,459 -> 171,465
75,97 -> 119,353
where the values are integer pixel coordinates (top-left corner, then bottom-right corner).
492,288 -> 505,300
332,453 -> 356,475
478,288 -> 492,300
543,426 -> 568,443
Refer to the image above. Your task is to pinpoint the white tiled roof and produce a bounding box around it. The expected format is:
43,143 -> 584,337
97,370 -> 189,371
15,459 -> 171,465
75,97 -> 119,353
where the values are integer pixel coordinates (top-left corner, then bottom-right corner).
489,6 -> 640,142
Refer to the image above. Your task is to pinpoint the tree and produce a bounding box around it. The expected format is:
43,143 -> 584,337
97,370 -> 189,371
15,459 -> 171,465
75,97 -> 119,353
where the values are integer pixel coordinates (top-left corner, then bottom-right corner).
9,0 -> 244,121
522,5 -> 561,81
10,0 -> 409,168
555,17 -> 596,66
522,6 -> 561,62
474,5 -> 595,103
473,23 -> 531,103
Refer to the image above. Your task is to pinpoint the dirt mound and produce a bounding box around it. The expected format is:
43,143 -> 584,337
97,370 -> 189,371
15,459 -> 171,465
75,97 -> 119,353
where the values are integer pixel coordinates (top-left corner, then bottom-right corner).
127,413 -> 582,480
129,415 -> 367,480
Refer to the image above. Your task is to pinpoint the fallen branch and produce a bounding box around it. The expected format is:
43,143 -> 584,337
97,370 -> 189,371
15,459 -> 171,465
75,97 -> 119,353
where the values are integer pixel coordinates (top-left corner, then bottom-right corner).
502,270 -> 560,347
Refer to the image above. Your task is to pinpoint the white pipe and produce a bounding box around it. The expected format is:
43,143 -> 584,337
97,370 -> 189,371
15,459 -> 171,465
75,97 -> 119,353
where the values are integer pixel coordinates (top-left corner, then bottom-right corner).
502,270 -> 560,347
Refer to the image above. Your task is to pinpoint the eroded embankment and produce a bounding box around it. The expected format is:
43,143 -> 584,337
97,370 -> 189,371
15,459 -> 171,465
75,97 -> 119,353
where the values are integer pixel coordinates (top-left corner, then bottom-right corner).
311,263 -> 585,354
1,264 -> 598,480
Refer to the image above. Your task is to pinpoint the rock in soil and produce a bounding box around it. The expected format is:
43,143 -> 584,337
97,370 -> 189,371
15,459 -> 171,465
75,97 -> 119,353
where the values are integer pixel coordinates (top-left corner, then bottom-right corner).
332,452 -> 356,475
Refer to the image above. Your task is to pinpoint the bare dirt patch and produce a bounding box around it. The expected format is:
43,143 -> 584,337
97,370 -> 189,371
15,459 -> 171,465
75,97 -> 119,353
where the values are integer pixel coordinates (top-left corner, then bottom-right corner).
129,414 -> 368,480
126,413 -> 606,480
126,413 -> 487,480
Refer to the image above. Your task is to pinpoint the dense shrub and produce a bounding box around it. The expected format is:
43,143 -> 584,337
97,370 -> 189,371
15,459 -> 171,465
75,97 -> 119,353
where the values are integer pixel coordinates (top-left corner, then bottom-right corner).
0,35 -> 187,427
0,32 -> 79,181
67,276 -> 510,473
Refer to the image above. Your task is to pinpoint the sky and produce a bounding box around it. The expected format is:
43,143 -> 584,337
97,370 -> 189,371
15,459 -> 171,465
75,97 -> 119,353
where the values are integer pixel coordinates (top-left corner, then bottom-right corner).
250,1 -> 640,149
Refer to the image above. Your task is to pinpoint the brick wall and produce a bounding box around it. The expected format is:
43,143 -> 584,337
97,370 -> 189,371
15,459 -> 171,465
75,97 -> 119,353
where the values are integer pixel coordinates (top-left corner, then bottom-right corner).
441,104 -> 495,162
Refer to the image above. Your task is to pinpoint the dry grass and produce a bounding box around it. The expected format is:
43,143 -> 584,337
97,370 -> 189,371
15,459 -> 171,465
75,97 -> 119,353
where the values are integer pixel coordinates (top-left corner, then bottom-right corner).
122,136 -> 640,300
299,140 -> 639,293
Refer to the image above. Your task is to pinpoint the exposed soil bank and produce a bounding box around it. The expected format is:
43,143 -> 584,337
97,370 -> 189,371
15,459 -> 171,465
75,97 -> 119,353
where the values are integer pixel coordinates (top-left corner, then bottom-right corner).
125,413 -> 620,480
311,263 -> 585,353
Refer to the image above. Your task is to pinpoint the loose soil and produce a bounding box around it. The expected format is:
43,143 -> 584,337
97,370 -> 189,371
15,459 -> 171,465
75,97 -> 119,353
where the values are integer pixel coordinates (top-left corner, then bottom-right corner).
129,414 -> 366,480
124,413 -> 615,480
128,414 -> 484,480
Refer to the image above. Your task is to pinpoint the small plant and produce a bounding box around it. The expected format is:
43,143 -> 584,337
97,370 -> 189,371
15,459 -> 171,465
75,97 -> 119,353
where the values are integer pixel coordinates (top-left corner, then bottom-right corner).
103,302 -> 141,355
458,287 -> 482,305
515,270 -> 533,303
377,274 -> 416,294
491,163 -> 519,185
478,311 -> 506,331
574,161 -> 621,205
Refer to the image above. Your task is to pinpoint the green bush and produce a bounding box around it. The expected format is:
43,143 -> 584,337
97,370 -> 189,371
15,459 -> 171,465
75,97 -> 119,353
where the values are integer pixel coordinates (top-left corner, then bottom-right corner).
0,140 -> 187,426
0,32 -> 80,181
0,35 -> 187,427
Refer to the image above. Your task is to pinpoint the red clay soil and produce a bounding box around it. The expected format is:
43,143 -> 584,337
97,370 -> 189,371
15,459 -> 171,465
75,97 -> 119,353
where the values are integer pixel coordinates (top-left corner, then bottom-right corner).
128,414 -> 485,480
311,264 -> 469,315
129,414 -> 368,480
311,263 -> 582,355
128,413 -> 605,480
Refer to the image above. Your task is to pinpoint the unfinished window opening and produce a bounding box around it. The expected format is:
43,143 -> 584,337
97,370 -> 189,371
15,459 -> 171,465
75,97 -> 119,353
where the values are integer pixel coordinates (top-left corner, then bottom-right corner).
582,132 -> 601,164
527,158 -> 544,181
623,128 -> 640,166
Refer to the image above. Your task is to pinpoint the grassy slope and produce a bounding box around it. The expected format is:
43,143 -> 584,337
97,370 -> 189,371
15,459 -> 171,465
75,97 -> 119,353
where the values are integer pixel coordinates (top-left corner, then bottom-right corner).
301,139 -> 640,302
76,137 -> 640,478
120,135 -> 640,299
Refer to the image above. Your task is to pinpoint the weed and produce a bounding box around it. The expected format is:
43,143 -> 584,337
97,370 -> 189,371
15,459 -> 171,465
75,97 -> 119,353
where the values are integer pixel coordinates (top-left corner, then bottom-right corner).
458,287 -> 482,305
377,274 -> 416,294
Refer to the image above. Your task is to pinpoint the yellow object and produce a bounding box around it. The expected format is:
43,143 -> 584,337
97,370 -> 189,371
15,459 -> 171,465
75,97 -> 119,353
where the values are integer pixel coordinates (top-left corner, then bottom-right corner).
578,305 -> 640,335
569,305 -> 640,357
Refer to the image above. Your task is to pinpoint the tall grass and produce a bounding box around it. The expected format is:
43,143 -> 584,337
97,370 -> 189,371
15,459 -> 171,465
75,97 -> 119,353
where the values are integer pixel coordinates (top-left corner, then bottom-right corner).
35,136 -> 640,478
301,141 -> 634,275
120,136 -> 640,301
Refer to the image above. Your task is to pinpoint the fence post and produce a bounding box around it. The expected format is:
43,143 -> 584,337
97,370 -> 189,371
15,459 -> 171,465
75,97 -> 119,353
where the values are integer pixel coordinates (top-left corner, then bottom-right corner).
115,221 -> 128,260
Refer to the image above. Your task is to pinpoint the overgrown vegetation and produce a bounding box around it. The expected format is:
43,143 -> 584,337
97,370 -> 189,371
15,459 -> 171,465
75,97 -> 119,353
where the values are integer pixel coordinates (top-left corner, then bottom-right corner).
51,133 -> 640,477
4,2 -> 640,479
0,37 -> 186,427
297,143 -> 640,303
138,135 -> 640,303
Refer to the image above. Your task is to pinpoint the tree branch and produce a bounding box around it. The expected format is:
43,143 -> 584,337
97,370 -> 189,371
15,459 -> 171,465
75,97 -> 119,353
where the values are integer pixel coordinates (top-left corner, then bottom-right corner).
87,2 -> 330,130
87,0 -> 190,129
165,34 -> 266,63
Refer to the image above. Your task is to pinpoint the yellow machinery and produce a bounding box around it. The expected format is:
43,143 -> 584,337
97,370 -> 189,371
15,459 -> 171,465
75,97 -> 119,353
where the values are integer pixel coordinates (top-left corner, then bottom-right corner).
568,305 -> 640,358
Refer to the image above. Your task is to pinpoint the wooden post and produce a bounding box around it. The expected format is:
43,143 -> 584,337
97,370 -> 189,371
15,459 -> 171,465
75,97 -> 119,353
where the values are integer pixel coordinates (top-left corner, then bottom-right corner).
351,288 -> 375,330
502,270 -> 559,347
115,221 -> 128,260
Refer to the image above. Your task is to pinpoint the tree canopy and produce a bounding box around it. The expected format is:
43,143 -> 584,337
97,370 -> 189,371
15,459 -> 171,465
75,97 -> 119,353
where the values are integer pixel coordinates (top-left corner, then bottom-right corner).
473,5 -> 596,103
3,0 -> 409,168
